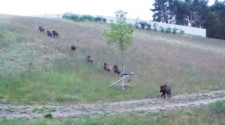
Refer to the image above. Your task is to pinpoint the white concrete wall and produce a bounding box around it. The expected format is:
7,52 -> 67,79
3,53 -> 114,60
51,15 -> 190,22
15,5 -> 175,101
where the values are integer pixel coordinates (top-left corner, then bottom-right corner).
148,21 -> 206,37
104,16 -> 206,37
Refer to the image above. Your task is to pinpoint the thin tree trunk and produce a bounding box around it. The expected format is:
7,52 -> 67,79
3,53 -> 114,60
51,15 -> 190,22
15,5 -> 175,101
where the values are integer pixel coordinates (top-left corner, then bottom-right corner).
121,46 -> 125,90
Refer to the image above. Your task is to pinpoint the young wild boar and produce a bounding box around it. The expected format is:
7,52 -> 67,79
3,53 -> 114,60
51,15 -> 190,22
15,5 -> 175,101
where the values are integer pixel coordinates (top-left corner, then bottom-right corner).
160,84 -> 171,99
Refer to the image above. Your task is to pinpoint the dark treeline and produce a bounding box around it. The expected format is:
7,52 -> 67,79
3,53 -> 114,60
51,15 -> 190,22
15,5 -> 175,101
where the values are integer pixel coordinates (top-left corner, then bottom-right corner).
63,13 -> 107,23
151,0 -> 225,39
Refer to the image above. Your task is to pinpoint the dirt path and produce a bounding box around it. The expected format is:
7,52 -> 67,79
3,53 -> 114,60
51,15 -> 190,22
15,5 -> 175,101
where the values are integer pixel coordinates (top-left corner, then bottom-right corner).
1,90 -> 225,119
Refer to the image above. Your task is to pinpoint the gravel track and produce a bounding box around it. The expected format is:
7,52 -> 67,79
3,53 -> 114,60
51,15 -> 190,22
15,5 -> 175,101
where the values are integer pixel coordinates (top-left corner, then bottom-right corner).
1,90 -> 225,119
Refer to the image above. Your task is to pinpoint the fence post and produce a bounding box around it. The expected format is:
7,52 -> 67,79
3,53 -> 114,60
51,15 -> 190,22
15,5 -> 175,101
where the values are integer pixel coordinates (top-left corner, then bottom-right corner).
121,64 -> 125,90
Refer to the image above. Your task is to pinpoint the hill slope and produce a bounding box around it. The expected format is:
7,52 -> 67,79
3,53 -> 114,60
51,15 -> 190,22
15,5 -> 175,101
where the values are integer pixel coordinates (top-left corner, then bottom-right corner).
0,15 -> 225,104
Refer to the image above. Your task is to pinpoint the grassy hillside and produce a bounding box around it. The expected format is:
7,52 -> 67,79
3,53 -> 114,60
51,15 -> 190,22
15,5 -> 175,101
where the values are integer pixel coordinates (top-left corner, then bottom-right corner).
0,14 -> 225,104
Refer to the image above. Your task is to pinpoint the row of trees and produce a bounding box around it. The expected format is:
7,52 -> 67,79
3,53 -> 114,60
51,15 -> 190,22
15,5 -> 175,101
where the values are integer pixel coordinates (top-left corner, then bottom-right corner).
151,0 -> 225,39
62,13 -> 106,23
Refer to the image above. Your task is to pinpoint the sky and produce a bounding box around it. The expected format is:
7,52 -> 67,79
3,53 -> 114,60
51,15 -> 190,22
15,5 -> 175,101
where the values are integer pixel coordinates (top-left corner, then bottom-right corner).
0,0 -> 222,20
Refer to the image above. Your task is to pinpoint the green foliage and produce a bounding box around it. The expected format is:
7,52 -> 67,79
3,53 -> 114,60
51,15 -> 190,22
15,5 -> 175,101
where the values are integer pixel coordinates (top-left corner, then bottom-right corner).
44,113 -> 53,119
153,23 -> 158,31
79,15 -> 94,22
104,10 -> 134,51
173,0 -> 209,27
172,28 -> 178,34
134,21 -> 151,30
161,0 -> 225,39
63,13 -> 79,21
180,30 -> 184,34
165,27 -> 172,33
147,24 -> 151,30
205,1 -> 225,39
63,13 -> 106,23
208,101 -> 225,125
94,17 -> 106,23
209,101 -> 225,114
205,12 -> 221,38
70,15 -> 79,22
134,23 -> 140,29
152,0 -> 175,23
159,27 -> 165,32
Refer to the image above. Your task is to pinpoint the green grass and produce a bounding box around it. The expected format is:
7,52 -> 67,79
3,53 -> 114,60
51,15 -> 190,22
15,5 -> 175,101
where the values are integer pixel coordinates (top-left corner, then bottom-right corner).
0,58 -> 155,104
0,15 -> 225,104
1,101 -> 224,125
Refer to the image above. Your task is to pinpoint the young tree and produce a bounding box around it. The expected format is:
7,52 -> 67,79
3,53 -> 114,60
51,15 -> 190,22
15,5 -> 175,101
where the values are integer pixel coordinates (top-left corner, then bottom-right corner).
104,10 -> 134,90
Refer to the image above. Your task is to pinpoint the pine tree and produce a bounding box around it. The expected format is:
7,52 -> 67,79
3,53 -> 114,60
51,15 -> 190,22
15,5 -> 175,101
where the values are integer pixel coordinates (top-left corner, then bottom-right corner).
151,0 -> 175,23
206,0 -> 225,39
174,0 -> 188,25
174,0 -> 208,27
190,0 -> 208,27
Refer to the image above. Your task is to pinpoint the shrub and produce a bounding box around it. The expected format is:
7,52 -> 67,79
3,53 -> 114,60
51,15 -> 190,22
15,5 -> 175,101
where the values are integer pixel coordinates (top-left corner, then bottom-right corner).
63,13 -> 106,23
159,27 -> 164,32
147,24 -> 151,30
153,23 -> 158,31
180,30 -> 184,34
134,22 -> 139,29
140,21 -> 147,29
70,15 -> 79,21
209,101 -> 225,114
172,28 -> 178,34
79,15 -> 94,22
94,17 -> 106,23
62,13 -> 79,21
135,21 -> 150,30
209,101 -> 225,125
165,27 -> 172,33
44,113 -> 53,119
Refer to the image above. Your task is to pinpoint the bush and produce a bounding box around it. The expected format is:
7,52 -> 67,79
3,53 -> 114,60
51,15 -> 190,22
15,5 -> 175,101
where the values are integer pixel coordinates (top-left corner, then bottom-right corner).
140,21 -> 147,29
44,113 -> 53,119
153,23 -> 158,31
147,24 -> 151,30
63,13 -> 106,23
79,15 -> 94,22
159,27 -> 165,32
165,27 -> 172,33
208,101 -> 225,125
62,13 -> 79,21
94,17 -> 106,23
209,101 -> 225,114
70,15 -> 79,21
134,22 -> 140,29
180,30 -> 184,34
172,28 -> 178,34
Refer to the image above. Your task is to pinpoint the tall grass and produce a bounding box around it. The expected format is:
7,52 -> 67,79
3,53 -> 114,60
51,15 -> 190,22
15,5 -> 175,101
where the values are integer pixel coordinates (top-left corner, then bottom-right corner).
0,58 -> 155,104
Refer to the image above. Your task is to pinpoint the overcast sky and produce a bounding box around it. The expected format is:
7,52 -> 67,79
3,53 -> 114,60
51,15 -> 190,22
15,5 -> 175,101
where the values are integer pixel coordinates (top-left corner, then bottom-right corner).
0,0 -> 221,20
